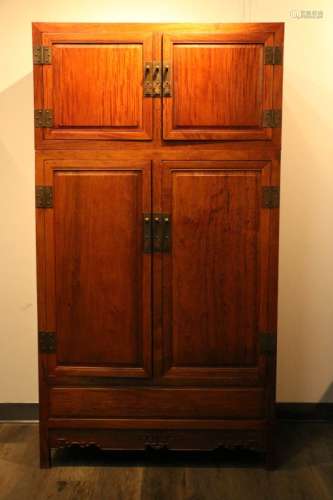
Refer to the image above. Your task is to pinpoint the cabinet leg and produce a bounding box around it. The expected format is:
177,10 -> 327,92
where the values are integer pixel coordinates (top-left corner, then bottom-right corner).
40,446 -> 51,469
265,432 -> 276,470
39,432 -> 51,469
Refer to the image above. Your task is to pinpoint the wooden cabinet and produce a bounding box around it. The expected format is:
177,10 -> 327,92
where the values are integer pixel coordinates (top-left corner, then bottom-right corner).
33,23 -> 283,468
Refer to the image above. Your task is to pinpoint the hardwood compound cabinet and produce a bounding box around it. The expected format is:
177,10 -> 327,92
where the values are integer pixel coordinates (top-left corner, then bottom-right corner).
33,22 -> 283,468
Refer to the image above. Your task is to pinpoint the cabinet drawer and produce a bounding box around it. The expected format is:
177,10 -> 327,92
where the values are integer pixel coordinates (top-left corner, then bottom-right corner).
49,387 -> 265,419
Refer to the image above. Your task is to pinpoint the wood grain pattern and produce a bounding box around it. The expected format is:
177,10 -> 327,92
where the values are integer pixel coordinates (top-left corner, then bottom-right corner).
53,44 -> 142,127
55,172 -> 142,365
172,44 -> 263,126
170,170 -> 258,366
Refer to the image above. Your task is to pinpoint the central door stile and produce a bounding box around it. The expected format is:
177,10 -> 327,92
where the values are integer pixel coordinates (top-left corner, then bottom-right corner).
152,160 -> 164,381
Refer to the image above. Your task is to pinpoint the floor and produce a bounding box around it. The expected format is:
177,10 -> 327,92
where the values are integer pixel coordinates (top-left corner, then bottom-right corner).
0,422 -> 333,500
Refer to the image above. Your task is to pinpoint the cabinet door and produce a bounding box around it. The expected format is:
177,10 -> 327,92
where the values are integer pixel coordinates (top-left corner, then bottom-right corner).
38,160 -> 152,379
34,29 -> 153,143
162,26 -> 283,141
155,161 -> 276,386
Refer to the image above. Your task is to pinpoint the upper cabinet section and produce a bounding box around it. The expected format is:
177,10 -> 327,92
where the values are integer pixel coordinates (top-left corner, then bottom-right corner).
33,27 -> 153,144
32,23 -> 283,148
162,28 -> 283,141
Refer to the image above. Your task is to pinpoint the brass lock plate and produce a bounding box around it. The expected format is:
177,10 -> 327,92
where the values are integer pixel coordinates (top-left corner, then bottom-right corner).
143,213 -> 171,253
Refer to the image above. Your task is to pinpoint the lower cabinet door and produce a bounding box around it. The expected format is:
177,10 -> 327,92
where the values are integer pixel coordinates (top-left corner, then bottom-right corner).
38,160 -> 152,379
154,160 -> 277,386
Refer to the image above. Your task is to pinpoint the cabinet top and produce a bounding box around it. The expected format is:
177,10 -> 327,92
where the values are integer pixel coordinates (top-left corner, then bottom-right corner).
32,22 -> 284,35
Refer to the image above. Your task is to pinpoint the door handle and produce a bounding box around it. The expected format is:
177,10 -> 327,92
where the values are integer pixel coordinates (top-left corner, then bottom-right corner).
143,63 -> 153,97
152,63 -> 161,97
162,63 -> 172,97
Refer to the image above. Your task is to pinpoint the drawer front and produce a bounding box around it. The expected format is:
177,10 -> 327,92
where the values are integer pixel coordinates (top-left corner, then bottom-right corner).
49,387 -> 265,419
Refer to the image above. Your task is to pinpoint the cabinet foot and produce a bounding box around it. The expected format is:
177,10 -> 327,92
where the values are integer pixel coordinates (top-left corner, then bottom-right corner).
265,433 -> 276,470
40,443 -> 51,468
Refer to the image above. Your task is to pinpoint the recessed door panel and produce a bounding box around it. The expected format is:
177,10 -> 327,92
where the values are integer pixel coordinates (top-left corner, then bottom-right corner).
172,44 -> 263,128
162,30 -> 280,141
156,161 -> 273,385
53,44 -> 143,128
42,160 -> 152,378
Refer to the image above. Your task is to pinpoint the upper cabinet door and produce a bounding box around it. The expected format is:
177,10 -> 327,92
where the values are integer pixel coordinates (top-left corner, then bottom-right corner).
34,30 -> 153,144
162,26 -> 283,142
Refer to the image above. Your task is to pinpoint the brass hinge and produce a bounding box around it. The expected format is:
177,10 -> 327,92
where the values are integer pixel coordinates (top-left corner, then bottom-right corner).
262,187 -> 280,209
38,331 -> 56,353
33,46 -> 52,65
262,109 -> 282,128
143,213 -> 171,253
34,109 -> 53,128
259,332 -> 277,355
264,46 -> 283,65
36,186 -> 53,208
143,62 -> 171,97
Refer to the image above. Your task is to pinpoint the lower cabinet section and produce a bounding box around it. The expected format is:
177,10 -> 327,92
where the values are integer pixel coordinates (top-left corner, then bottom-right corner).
41,387 -> 272,468
37,153 -> 279,469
